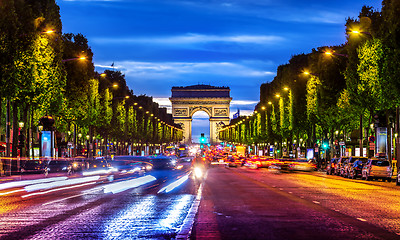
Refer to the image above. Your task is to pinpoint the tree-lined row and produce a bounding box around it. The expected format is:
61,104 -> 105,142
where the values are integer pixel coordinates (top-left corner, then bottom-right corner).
220,1 -> 400,159
0,0 -> 182,157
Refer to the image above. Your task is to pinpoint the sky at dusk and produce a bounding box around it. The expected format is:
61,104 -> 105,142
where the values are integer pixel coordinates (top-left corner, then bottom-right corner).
57,0 -> 382,142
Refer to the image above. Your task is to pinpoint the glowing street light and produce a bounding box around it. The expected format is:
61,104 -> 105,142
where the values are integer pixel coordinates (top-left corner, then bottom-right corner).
62,56 -> 87,63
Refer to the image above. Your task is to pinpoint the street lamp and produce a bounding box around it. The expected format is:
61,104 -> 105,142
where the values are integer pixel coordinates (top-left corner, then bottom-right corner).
62,56 -> 86,63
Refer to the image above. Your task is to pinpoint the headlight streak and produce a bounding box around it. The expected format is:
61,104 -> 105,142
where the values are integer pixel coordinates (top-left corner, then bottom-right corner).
0,189 -> 25,196
158,174 -> 189,194
0,177 -> 68,191
22,182 -> 97,198
103,175 -> 156,194
159,195 -> 193,229
82,169 -> 115,176
42,187 -> 105,206
24,176 -> 100,192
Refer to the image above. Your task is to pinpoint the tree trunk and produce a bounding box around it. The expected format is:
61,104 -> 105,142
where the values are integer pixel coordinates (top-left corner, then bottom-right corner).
12,101 -> 18,157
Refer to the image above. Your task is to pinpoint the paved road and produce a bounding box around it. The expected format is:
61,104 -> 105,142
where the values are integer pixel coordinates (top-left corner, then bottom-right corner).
0,161 -> 200,240
192,166 -> 400,240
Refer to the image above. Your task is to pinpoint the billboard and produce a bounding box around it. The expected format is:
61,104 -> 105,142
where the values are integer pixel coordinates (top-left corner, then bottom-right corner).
41,131 -> 52,157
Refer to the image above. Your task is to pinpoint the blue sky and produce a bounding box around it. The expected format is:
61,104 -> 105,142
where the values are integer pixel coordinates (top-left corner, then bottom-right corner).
57,0 -> 382,142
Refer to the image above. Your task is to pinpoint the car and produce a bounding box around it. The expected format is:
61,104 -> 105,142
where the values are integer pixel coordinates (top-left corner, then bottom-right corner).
277,157 -> 296,171
225,157 -> 238,167
337,157 -> 349,176
45,160 -> 70,173
292,158 -> 317,172
149,156 -> 177,169
347,157 -> 368,179
341,157 -> 357,177
326,158 -> 337,175
20,160 -> 47,174
70,156 -> 88,172
363,158 -> 392,181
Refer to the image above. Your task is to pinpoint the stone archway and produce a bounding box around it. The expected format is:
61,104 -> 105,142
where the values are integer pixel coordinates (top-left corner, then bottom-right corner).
170,84 -> 232,145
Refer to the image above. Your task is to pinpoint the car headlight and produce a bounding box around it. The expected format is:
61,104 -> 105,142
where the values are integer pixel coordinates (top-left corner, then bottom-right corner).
194,167 -> 203,178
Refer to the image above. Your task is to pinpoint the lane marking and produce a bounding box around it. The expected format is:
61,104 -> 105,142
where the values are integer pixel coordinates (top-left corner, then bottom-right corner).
312,201 -> 320,204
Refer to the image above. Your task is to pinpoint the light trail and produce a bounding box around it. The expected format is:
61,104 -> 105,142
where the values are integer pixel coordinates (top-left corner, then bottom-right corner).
158,174 -> 189,194
22,182 -> 97,198
24,176 -> 100,192
0,177 -> 68,191
103,175 -> 156,194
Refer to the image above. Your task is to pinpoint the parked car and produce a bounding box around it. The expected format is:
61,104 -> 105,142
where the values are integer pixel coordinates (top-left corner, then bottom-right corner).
337,157 -> 349,176
326,158 -> 337,175
363,158 -> 392,181
45,160 -> 70,173
347,157 -> 368,179
20,160 -> 47,174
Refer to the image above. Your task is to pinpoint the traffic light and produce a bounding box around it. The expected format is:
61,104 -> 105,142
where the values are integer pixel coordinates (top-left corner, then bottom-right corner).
199,133 -> 207,144
322,141 -> 329,150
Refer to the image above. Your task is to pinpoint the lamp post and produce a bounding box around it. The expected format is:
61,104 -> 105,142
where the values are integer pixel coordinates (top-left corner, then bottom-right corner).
38,125 -> 43,157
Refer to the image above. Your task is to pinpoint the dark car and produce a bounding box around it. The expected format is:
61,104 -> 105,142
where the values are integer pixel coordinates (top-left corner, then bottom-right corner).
149,156 -> 177,169
21,160 -> 47,174
346,157 -> 368,179
109,160 -> 152,173
45,160 -> 69,173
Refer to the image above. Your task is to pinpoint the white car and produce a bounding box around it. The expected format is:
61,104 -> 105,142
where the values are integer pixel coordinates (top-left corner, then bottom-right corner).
362,158 -> 392,181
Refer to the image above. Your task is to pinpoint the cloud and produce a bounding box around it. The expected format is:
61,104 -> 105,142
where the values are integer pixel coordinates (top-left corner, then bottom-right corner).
92,33 -> 285,45
153,97 -> 258,119
95,61 -> 275,79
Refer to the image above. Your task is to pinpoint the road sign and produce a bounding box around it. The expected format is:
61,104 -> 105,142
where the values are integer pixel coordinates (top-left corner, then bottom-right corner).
369,142 -> 375,150
369,136 -> 375,143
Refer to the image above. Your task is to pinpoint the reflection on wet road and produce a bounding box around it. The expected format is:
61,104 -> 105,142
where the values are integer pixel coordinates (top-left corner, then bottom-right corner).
0,164 -> 201,240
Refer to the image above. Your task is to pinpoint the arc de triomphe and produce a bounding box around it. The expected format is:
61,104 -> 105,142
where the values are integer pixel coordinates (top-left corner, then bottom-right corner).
169,85 -> 232,145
